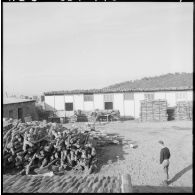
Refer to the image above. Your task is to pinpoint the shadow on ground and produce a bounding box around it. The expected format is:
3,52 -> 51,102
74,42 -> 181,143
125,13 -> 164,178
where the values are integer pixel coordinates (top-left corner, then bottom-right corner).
133,185 -> 192,193
168,164 -> 192,185
171,126 -> 192,131
95,133 -> 129,173
133,164 -> 193,193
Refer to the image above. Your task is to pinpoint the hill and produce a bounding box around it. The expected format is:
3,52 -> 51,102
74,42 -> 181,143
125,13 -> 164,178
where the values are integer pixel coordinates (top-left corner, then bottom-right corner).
103,73 -> 193,91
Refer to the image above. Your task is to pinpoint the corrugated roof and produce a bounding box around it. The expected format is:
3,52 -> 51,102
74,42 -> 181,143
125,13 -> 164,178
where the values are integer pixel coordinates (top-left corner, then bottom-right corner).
3,97 -> 36,105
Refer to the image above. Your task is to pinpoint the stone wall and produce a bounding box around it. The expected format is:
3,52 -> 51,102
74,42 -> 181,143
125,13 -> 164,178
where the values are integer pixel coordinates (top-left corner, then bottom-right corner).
3,101 -> 38,121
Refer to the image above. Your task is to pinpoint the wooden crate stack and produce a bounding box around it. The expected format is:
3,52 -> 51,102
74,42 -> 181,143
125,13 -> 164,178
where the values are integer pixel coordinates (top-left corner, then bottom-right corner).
140,99 -> 168,122
175,101 -> 193,120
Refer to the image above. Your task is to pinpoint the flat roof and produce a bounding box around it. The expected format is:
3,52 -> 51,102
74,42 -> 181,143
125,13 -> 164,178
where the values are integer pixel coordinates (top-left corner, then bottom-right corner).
3,97 -> 36,105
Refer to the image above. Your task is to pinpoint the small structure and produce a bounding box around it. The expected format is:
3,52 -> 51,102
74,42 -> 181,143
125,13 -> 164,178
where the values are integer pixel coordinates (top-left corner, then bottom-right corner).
3,97 -> 38,122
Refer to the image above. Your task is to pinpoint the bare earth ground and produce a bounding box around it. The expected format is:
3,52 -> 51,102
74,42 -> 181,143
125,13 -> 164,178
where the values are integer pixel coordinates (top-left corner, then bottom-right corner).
71,120 -> 192,192
3,120 -> 192,193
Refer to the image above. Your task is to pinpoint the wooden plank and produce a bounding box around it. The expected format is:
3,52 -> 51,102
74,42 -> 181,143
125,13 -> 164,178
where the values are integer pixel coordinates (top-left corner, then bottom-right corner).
121,174 -> 133,193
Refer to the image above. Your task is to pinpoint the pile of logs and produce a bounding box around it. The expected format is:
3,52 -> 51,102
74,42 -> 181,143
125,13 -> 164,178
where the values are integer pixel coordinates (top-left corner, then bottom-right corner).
140,100 -> 168,122
3,119 -> 121,176
175,101 -> 192,120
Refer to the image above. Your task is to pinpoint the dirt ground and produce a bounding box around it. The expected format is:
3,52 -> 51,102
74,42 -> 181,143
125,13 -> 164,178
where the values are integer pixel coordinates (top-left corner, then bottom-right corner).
3,120 -> 192,193
74,120 -> 193,192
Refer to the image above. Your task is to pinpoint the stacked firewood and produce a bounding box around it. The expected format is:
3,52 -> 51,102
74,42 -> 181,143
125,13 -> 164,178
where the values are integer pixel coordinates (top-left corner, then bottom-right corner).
140,100 -> 168,122
3,120 -> 121,176
3,120 -> 98,175
175,101 -> 193,120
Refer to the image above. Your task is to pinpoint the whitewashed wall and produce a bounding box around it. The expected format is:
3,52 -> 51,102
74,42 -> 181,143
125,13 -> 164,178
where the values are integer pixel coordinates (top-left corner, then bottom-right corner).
114,93 -> 125,116
187,91 -> 193,101
165,92 -> 176,107
94,94 -> 104,110
124,100 -> 135,117
45,96 -> 55,111
134,93 -> 145,118
73,95 -> 84,110
154,92 -> 166,100
64,95 -> 73,102
84,102 -> 94,111
54,95 -> 64,110
45,90 -> 192,118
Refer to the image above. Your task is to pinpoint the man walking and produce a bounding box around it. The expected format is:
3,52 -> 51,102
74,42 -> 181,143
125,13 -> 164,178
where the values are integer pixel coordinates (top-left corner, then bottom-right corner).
159,140 -> 171,186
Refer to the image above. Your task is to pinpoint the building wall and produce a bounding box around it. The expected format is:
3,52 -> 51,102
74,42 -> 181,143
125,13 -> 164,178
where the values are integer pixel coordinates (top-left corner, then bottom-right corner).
113,93 -> 125,116
84,101 -> 94,111
54,95 -> 64,110
64,95 -> 73,102
94,94 -> 104,110
155,92 -> 166,100
124,100 -> 135,117
44,90 -> 193,119
165,91 -> 176,107
3,102 -> 38,121
45,96 -> 55,111
187,91 -> 193,101
74,94 -> 84,110
134,92 -> 145,118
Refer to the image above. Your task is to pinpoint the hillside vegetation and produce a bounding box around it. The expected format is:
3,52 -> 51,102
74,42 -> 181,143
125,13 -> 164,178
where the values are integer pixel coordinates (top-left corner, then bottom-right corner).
103,73 -> 193,90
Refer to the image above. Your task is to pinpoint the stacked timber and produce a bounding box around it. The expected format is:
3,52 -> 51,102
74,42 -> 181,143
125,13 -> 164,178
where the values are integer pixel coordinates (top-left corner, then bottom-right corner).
3,119 -> 121,176
95,110 -> 120,121
69,110 -> 94,123
175,101 -> 193,120
69,109 -> 120,123
140,100 -> 168,122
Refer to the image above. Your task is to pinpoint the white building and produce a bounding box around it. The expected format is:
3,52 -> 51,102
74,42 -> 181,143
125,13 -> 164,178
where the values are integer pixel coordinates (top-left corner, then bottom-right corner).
44,87 -> 193,119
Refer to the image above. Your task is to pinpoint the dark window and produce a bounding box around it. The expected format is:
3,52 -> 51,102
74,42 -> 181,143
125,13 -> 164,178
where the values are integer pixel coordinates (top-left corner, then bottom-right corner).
105,102 -> 113,110
65,103 -> 73,111
9,110 -> 13,118
84,94 -> 94,101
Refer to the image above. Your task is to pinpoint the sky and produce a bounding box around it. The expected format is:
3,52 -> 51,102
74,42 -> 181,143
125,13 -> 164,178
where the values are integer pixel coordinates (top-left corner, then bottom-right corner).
3,2 -> 193,96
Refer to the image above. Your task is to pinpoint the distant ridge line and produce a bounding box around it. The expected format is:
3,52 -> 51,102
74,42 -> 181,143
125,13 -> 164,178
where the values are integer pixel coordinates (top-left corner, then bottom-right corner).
44,72 -> 193,95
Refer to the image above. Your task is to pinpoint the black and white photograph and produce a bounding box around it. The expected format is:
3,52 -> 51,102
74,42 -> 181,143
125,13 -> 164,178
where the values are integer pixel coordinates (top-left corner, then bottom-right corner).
2,1 -> 193,193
